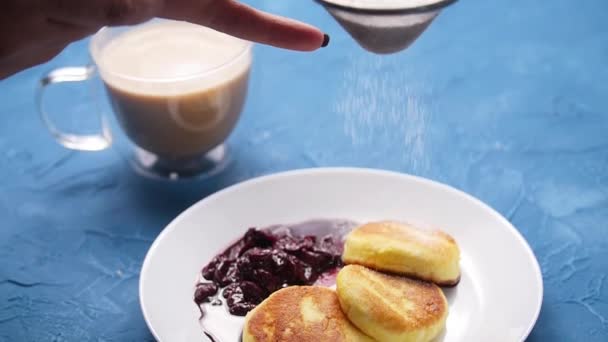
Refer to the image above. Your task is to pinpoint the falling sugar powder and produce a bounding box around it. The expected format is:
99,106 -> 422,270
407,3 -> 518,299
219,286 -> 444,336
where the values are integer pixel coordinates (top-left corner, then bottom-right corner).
334,56 -> 432,174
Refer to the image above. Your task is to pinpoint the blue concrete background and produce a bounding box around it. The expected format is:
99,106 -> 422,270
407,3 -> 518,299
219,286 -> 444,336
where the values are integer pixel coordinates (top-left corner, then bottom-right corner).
1,0 -> 607,340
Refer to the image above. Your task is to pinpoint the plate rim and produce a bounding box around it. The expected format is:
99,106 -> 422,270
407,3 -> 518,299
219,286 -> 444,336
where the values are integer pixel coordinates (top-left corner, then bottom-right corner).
139,167 -> 544,341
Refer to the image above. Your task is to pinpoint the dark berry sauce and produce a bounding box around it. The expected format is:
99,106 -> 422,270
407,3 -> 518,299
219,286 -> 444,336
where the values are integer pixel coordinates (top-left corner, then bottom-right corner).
194,225 -> 346,316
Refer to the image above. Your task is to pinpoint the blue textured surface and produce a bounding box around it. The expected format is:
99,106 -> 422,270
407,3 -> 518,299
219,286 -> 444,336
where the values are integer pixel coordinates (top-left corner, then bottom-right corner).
1,0 -> 607,340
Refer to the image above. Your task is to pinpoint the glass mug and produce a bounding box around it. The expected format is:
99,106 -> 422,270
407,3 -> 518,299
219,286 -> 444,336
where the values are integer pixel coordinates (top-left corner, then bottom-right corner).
37,19 -> 252,180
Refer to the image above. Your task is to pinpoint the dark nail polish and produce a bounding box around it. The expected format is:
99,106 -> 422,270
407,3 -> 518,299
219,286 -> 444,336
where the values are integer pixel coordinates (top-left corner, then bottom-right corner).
321,34 -> 330,47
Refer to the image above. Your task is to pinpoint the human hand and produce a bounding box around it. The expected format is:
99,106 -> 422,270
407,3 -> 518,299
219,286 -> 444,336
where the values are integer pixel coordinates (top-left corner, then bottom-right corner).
0,0 -> 328,79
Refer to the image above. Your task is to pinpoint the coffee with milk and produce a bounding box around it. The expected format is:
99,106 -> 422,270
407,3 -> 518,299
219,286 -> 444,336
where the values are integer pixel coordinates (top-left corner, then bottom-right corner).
96,20 -> 251,160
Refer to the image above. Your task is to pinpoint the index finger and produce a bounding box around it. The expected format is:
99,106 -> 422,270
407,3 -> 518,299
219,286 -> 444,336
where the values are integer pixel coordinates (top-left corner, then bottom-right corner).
162,0 -> 328,51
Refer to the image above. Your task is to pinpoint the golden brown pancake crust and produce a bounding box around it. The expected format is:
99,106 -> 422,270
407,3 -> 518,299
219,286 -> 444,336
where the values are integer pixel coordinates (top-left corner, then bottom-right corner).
344,221 -> 461,286
244,286 -> 372,342
337,265 -> 448,333
350,265 -> 461,287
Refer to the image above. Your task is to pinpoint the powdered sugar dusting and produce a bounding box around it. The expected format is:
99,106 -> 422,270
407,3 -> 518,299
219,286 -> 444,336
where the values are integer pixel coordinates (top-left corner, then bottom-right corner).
335,56 -> 431,174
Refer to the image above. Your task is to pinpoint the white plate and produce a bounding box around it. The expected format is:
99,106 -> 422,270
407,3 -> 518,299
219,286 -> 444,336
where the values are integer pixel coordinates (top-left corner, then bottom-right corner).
140,168 -> 543,342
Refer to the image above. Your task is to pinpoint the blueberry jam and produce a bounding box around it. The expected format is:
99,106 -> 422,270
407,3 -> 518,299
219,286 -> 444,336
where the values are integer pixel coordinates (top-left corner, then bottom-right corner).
194,226 -> 345,316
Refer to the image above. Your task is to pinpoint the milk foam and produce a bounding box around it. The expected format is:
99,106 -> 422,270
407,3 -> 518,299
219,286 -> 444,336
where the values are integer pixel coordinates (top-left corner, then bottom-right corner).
95,20 -> 251,96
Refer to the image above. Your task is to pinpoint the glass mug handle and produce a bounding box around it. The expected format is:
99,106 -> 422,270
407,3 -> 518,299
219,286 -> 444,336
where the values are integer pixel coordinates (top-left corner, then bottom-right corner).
36,66 -> 112,151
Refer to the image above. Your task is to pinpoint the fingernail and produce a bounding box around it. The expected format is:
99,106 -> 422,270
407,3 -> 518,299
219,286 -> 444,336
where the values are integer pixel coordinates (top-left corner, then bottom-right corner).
321,34 -> 330,47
